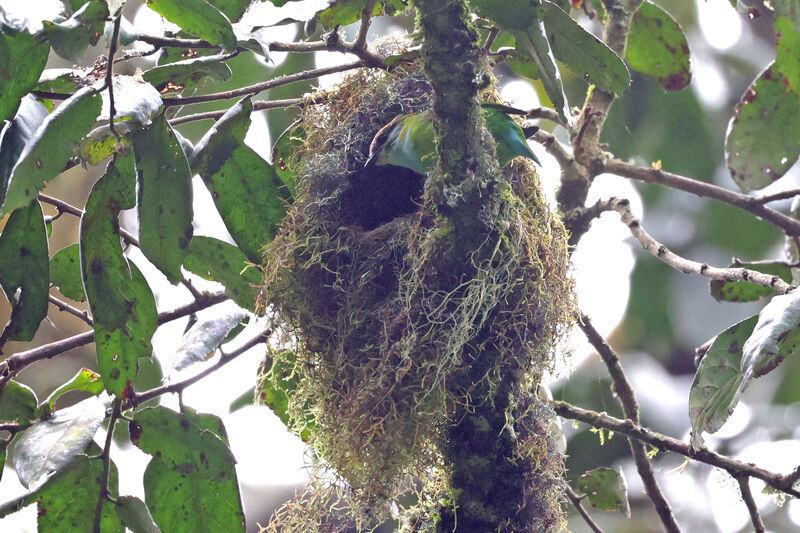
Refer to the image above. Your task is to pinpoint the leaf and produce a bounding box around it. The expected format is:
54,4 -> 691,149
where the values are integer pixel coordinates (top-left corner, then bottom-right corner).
228,386 -> 255,413
776,16 -> 800,95
542,1 -> 630,95
116,495 -> 163,533
709,260 -> 794,302
257,350 -> 313,441
0,29 -> 50,122
626,1 -> 691,90
132,113 -> 194,284
688,316 -> 756,447
726,62 -> 800,193
271,120 -> 304,197
183,236 -> 261,311
168,309 -> 248,374
12,393 -> 111,489
1,87 -> 102,215
42,0 -> 108,61
191,99 -> 290,263
42,368 -> 104,413
104,75 -> 164,126
0,380 -> 38,424
0,200 -> 49,345
33,68 -> 85,93
142,54 -> 233,94
50,243 -> 86,301
132,407 -> 245,533
207,0 -> 251,22
28,453 -> 123,532
0,96 -> 49,202
145,0 -> 237,51
514,24 -> 571,124
78,123 -> 135,166
81,156 -> 158,395
471,0 -> 543,32
577,467 -> 630,516
316,0 -> 408,28
741,290 -> 800,389
772,0 -> 800,32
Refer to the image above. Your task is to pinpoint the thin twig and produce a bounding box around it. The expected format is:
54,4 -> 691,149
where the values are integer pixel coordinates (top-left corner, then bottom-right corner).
566,486 -> 605,533
608,197 -> 794,293
133,329 -> 269,406
161,62 -> 362,107
92,399 -> 120,533
735,475 -> 766,533
578,314 -> 682,533
481,27 -> 500,54
353,0 -> 377,51
48,294 -> 93,326
526,106 -> 564,126
105,15 -> 122,139
552,401 -> 800,498
754,188 -> 800,204
604,158 -> 800,236
169,93 -> 328,126
0,292 -> 230,385
38,194 -> 139,245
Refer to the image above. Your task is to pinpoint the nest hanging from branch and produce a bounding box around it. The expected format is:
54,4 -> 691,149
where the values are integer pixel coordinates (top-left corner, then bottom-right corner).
258,43 -> 574,531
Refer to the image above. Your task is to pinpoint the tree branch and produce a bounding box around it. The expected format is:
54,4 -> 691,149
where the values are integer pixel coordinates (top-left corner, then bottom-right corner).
566,486 -> 605,533
552,401 -> 800,499
353,0 -> 377,51
578,314 -> 682,533
93,399 -> 120,533
735,475 -> 766,533
604,158 -> 800,236
104,15 -> 122,139
38,194 -> 139,245
169,93 -> 328,126
48,294 -> 93,326
607,197 -> 794,293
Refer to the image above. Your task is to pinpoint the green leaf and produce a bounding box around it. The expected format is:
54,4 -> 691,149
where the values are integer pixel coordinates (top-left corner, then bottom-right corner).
146,0 -> 237,51
183,236 -> 261,310
0,29 -> 50,123
42,0 -> 109,61
316,0 -> 408,28
257,350 -> 312,441
2,87 -> 102,215
709,260 -> 794,302
191,99 -> 290,263
271,121 -> 304,197
626,1 -> 691,90
741,290 -> 800,389
132,407 -> 245,533
776,16 -> 800,95
688,316 -> 755,447
542,1 -> 630,95
50,243 -> 86,301
41,368 -> 104,413
28,453 -> 123,532
577,467 -> 630,516
0,200 -> 49,345
726,62 -> 800,192
81,156 -> 158,395
168,309 -> 248,374
514,24 -> 570,123
12,393 -> 111,489
471,0 -> 543,32
773,0 -> 800,32
132,114 -> 194,284
0,96 -> 49,202
228,386 -> 255,413
116,495 -> 163,533
208,0 -> 251,22
33,68 -> 84,93
0,380 -> 38,424
142,54 -> 233,95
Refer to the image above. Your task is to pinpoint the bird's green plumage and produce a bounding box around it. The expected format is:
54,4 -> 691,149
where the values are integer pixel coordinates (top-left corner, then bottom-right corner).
366,104 -> 540,176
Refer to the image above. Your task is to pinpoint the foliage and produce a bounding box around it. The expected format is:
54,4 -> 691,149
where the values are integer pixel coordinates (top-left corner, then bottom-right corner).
0,1 -> 799,532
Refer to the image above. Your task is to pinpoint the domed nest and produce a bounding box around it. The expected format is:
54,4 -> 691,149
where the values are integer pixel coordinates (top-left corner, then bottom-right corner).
258,52 -> 574,531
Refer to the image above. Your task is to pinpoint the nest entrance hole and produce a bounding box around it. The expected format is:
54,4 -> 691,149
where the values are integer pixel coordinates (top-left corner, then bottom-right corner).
340,164 -> 426,230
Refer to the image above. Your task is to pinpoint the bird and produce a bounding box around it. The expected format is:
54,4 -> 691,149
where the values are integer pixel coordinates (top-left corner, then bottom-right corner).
365,103 -> 541,176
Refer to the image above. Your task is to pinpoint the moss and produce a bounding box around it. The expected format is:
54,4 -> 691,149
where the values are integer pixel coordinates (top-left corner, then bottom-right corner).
258,38 -> 573,533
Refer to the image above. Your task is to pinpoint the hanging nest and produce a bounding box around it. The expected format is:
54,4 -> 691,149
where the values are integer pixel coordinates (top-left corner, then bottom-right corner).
258,42 -> 574,531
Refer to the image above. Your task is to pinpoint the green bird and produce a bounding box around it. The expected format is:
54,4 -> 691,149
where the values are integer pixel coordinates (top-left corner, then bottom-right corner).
365,103 -> 540,176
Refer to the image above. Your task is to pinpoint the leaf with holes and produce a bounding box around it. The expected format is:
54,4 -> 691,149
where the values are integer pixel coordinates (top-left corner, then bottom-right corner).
741,290 -> 800,390
132,113 -> 194,284
0,200 -> 48,345
689,315 -> 756,447
12,393 -> 111,489
146,0 -> 237,51
81,156 -> 158,395
132,407 -> 245,533
0,29 -> 50,123
50,243 -> 86,301
2,87 -> 101,215
542,1 -> 630,95
0,380 -> 37,424
710,260 -> 794,303
577,467 -> 630,516
183,236 -> 261,311
626,1 -> 691,90
42,368 -> 104,413
726,62 -> 800,192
